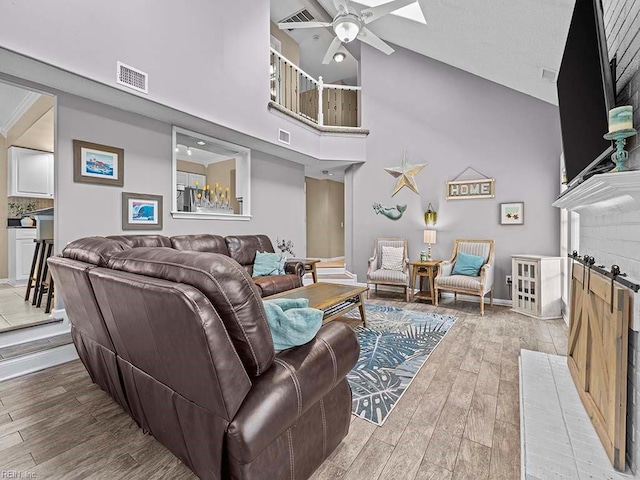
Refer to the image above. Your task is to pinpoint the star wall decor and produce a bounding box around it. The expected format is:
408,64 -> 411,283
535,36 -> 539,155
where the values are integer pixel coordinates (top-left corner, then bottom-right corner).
384,150 -> 427,197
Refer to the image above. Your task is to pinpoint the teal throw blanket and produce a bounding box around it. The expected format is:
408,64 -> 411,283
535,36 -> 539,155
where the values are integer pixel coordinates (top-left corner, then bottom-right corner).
263,297 -> 323,351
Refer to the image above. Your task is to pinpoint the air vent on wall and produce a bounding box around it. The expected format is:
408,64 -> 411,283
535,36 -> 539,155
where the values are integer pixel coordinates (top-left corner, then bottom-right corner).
279,129 -> 291,145
541,68 -> 557,82
279,9 -> 315,28
117,61 -> 148,94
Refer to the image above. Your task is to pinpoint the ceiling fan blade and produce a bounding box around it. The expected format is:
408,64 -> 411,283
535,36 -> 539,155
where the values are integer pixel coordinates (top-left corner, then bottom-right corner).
333,0 -> 351,14
357,27 -> 394,55
322,36 -> 344,64
278,21 -> 332,30
360,0 -> 416,24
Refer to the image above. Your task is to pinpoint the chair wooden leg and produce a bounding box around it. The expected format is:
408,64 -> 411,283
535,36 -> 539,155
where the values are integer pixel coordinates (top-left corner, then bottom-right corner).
32,242 -> 48,306
25,241 -> 42,301
434,288 -> 439,306
367,283 -> 370,299
480,295 -> 485,316
45,277 -> 54,314
490,290 -> 494,306
405,286 -> 410,303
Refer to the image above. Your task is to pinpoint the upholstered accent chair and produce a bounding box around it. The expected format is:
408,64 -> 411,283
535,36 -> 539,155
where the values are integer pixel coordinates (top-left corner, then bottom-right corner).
367,237 -> 411,302
434,239 -> 495,315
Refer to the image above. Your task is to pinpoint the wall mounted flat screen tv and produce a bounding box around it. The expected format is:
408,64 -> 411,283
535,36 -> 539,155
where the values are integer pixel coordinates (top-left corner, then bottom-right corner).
557,0 -> 615,186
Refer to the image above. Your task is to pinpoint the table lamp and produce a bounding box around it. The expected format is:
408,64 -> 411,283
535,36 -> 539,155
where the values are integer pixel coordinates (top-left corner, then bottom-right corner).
423,229 -> 437,260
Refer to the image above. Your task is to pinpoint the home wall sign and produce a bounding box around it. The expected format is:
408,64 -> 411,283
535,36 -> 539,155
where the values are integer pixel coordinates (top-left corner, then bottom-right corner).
445,167 -> 495,200
446,179 -> 495,199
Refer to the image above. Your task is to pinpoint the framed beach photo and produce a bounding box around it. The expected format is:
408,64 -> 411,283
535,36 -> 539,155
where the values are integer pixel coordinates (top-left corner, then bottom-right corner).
500,202 -> 524,225
73,140 -> 124,186
122,192 -> 163,230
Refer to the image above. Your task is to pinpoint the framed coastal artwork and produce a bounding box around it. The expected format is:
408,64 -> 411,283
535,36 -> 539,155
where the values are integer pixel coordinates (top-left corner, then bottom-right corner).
500,202 -> 524,225
73,140 -> 124,186
122,192 -> 163,230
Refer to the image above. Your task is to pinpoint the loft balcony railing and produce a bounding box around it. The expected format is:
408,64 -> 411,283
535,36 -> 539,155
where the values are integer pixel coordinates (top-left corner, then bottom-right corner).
269,48 -> 361,128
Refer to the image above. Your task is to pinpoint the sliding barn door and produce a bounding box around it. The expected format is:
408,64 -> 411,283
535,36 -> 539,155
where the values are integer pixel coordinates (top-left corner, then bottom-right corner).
568,263 -> 630,470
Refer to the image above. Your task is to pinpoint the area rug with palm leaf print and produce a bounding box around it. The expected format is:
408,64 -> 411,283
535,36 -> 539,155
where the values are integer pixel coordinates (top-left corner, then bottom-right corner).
344,304 -> 457,426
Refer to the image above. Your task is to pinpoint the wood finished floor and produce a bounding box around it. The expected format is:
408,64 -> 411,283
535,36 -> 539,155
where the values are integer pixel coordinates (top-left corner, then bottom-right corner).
0,294 -> 567,479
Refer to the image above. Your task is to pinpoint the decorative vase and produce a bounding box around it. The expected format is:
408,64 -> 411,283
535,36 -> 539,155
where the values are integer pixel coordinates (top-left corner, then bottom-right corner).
20,216 -> 34,227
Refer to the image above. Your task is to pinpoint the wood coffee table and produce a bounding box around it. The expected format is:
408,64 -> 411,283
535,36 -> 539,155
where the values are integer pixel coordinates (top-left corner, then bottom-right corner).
265,282 -> 368,327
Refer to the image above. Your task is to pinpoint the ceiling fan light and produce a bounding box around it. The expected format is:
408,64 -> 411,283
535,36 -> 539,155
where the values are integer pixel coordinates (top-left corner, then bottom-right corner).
333,52 -> 346,63
333,14 -> 361,43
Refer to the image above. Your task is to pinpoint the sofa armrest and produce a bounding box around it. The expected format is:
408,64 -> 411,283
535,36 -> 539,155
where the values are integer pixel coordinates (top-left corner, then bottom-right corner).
438,260 -> 454,278
480,262 -> 494,292
284,260 -> 304,278
226,322 -> 359,462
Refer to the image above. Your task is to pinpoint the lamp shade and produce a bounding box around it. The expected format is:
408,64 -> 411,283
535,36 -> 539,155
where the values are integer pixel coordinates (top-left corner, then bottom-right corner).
424,229 -> 437,245
334,15 -> 361,43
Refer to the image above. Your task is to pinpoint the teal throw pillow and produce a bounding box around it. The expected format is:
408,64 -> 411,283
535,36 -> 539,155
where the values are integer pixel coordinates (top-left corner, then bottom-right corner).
451,251 -> 485,276
252,251 -> 285,277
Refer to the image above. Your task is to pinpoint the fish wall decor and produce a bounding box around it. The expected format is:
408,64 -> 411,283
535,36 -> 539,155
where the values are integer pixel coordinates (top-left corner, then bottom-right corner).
372,202 -> 407,220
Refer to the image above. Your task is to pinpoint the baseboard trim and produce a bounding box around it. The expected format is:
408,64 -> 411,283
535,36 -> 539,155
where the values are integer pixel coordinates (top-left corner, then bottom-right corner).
0,343 -> 78,382
355,282 -> 511,306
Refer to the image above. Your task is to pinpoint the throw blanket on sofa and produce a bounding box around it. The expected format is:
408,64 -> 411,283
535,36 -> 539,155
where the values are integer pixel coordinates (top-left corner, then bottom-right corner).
263,298 -> 323,351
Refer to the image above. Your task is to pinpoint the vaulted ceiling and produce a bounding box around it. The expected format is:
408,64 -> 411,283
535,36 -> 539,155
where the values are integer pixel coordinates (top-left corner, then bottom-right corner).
271,0 -> 576,105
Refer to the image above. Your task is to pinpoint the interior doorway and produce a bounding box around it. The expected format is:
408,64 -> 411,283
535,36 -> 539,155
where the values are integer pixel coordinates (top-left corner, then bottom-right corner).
305,172 -> 345,267
0,79 -> 58,334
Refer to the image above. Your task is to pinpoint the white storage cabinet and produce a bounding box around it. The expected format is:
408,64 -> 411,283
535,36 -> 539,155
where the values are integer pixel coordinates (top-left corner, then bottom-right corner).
8,146 -> 54,198
511,255 -> 562,320
8,228 -> 37,286
176,171 -> 206,189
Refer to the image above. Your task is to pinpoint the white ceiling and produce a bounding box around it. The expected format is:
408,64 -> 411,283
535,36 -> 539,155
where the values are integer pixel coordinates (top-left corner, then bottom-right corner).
0,82 -> 41,136
272,0 -> 576,104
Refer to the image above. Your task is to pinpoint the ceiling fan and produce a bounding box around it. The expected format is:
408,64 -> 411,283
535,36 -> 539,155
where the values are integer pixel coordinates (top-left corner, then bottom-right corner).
278,0 -> 419,64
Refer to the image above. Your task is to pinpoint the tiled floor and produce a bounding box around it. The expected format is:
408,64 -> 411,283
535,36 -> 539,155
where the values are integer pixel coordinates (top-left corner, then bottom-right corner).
0,284 -> 57,333
0,293 -> 568,479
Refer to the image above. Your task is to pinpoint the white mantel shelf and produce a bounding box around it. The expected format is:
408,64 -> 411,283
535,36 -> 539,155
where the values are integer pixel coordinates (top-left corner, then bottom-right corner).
552,170 -> 640,213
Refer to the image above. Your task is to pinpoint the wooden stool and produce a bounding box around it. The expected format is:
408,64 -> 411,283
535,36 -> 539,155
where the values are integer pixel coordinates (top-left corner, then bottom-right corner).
36,240 -> 55,313
24,239 -> 46,302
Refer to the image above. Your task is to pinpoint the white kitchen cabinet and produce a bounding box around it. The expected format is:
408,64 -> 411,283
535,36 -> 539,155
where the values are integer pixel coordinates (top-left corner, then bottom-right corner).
176,171 -> 206,189
8,147 -> 54,198
511,255 -> 562,320
8,228 -> 37,286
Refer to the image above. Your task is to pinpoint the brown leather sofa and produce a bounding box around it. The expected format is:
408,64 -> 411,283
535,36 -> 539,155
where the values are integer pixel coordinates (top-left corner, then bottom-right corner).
49,237 -> 359,480
106,233 -> 304,297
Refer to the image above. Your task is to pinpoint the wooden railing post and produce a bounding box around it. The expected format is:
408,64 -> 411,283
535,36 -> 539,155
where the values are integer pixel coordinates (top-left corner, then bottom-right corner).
317,76 -> 324,126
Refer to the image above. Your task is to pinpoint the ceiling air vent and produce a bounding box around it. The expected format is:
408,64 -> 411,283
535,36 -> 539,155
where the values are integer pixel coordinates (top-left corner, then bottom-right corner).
280,9 -> 315,28
117,61 -> 148,94
279,129 -> 291,145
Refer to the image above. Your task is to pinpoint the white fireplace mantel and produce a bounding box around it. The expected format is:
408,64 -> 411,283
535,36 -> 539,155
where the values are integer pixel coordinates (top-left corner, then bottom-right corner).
552,170 -> 640,213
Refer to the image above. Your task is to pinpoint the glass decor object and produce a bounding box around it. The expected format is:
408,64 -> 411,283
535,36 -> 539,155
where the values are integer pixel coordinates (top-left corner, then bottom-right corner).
604,106 -> 637,172
424,203 -> 437,226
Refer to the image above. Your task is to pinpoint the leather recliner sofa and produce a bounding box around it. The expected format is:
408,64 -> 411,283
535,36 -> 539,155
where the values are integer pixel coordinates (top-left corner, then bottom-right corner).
48,237 -> 359,480
106,233 -> 304,297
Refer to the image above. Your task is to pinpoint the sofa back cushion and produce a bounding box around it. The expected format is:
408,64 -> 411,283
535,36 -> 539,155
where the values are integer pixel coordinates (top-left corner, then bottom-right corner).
106,235 -> 172,248
62,236 -> 131,267
108,247 -> 275,377
225,235 -> 275,275
171,234 -> 229,256
88,267 -> 251,420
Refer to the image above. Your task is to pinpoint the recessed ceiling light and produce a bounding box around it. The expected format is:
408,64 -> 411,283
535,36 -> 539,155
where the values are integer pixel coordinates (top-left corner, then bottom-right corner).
333,52 -> 346,63
322,170 -> 334,176
195,140 -> 206,146
187,147 -> 192,156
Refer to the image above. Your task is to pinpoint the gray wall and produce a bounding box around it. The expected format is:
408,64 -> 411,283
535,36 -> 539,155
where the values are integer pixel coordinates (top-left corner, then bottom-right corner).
0,1 -> 365,164
348,44 -> 563,300
56,93 -> 306,254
